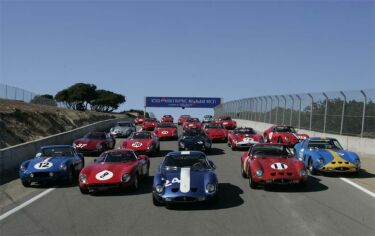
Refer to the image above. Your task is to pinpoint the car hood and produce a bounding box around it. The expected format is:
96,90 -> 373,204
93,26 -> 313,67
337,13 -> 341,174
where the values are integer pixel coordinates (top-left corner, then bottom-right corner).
26,157 -> 70,172
85,162 -> 137,183
313,149 -> 358,163
126,139 -> 152,149
234,134 -> 259,141
180,136 -> 207,143
161,168 -> 214,189
256,157 -> 300,173
112,127 -> 132,132
75,138 -> 103,147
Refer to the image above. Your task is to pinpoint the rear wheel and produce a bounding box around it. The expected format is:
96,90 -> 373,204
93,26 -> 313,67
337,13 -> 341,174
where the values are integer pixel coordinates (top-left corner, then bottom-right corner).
308,158 -> 317,175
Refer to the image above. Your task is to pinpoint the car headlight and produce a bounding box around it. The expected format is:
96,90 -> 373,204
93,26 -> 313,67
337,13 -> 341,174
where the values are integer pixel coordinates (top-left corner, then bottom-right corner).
96,143 -> 103,150
20,165 -> 26,172
317,158 -> 325,164
155,184 -> 164,193
255,169 -> 263,177
122,173 -> 131,182
180,142 -> 185,148
60,163 -> 67,171
284,136 -> 290,142
79,174 -> 87,183
354,159 -> 360,165
300,169 -> 307,176
206,183 -> 216,193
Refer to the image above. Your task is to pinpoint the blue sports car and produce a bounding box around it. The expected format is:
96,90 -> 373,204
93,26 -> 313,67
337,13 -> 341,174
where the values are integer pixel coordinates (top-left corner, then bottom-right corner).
152,151 -> 218,206
294,137 -> 360,175
19,145 -> 85,187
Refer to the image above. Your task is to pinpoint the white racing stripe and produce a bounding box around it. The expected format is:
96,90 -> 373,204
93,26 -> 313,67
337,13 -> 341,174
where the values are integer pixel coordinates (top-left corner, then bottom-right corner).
340,178 -> 375,198
179,168 -> 190,193
0,188 -> 55,221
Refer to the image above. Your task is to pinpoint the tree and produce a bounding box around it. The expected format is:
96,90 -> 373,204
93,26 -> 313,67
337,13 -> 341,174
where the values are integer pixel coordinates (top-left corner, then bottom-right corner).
55,83 -> 97,111
91,90 -> 126,112
31,94 -> 57,107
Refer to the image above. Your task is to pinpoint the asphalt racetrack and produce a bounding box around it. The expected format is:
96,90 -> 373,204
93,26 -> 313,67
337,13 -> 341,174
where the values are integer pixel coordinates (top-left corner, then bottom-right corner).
0,126 -> 374,236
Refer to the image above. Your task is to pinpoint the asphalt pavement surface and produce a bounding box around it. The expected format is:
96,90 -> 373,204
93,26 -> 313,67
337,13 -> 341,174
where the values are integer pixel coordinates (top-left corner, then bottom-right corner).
0,126 -> 374,236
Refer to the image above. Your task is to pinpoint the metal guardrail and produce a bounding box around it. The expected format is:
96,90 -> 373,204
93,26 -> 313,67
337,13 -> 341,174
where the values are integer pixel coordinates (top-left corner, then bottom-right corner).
214,89 -> 375,138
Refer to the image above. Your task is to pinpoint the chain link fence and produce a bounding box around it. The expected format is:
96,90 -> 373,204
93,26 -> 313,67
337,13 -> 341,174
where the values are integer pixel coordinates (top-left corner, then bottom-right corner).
0,83 -> 60,107
214,89 -> 375,138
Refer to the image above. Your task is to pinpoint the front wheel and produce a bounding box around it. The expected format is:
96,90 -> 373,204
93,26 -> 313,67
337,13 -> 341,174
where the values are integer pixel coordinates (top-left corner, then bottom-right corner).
308,159 -> 317,175
248,173 -> 258,189
79,187 -> 89,194
22,180 -> 31,187
153,195 -> 164,206
241,163 -> 247,178
132,174 -> 139,191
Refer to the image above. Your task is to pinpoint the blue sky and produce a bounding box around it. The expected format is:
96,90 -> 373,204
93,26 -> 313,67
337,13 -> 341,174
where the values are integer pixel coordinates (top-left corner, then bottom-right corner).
1,0 -> 374,119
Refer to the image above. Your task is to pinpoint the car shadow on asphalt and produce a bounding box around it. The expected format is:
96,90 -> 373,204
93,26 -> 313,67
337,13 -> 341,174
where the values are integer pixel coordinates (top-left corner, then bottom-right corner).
165,183 -> 244,211
261,176 -> 328,193
316,169 -> 375,179
154,150 -> 175,158
207,148 -> 225,156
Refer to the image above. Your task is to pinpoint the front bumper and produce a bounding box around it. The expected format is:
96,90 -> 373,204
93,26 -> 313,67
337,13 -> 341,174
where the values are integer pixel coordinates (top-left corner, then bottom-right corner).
233,141 -> 258,149
253,174 -> 308,186
319,162 -> 359,173
20,170 -> 71,183
153,191 -> 217,203
81,182 -> 132,192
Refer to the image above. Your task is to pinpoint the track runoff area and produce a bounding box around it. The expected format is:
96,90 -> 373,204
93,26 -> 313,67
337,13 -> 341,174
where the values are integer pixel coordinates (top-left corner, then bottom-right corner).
0,97 -> 374,236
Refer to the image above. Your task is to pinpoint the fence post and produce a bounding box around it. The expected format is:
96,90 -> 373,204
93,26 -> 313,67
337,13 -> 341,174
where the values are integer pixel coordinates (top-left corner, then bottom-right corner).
296,95 -> 302,129
5,84 -> 8,98
259,97 -> 263,121
289,95 -> 294,126
275,96 -> 279,124
339,91 -> 346,135
308,93 -> 313,130
281,95 -> 286,125
360,90 -> 367,137
15,87 -> 17,100
322,92 -> 328,133
269,96 -> 273,123
264,96 -> 268,123
254,98 -> 259,121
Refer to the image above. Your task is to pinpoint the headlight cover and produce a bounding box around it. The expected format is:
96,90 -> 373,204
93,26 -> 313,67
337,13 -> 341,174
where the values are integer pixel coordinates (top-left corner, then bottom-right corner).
20,164 -> 26,172
60,163 -> 67,171
300,169 -> 307,176
155,184 -> 164,193
317,158 -> 325,164
79,174 -> 87,183
206,183 -> 216,194
122,173 -> 131,182
255,169 -> 263,177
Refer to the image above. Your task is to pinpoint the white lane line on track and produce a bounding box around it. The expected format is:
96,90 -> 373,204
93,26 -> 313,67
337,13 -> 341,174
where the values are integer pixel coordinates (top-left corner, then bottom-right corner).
340,178 -> 375,199
0,188 -> 55,221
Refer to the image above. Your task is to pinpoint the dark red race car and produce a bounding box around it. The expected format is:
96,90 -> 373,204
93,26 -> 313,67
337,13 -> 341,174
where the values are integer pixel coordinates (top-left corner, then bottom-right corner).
228,127 -> 264,150
183,118 -> 202,130
153,122 -> 178,140
202,123 -> 228,142
78,149 -> 149,194
134,115 -> 145,125
241,143 -> 308,189
214,116 -> 237,130
161,115 -> 174,123
121,131 -> 160,155
178,115 -> 191,125
263,125 -> 309,147
73,132 -> 115,155
142,118 -> 159,131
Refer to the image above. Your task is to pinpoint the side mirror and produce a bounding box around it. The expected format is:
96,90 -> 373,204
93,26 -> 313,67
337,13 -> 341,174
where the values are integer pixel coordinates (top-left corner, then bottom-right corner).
209,160 -> 216,169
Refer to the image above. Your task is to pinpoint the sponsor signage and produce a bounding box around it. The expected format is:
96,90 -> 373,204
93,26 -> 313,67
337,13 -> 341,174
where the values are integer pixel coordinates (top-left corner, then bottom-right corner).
145,97 -> 222,108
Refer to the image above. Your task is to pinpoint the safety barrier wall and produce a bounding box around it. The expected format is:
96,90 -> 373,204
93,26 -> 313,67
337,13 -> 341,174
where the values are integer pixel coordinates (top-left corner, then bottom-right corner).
0,118 -> 128,184
234,119 -> 375,157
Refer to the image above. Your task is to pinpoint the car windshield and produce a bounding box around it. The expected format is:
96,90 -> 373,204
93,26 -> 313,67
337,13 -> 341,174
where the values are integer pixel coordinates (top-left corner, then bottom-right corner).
145,118 -> 157,122
307,140 -> 343,149
205,124 -> 223,129
117,122 -> 131,127
188,118 -> 199,122
84,132 -> 106,139
251,145 -> 292,157
130,132 -> 151,139
220,117 -> 232,121
163,154 -> 210,170
204,115 -> 213,118
181,115 -> 190,118
98,151 -> 137,163
183,129 -> 204,137
275,126 -> 296,133
40,147 -> 74,157
163,115 -> 172,118
157,123 -> 175,128
233,128 -> 256,135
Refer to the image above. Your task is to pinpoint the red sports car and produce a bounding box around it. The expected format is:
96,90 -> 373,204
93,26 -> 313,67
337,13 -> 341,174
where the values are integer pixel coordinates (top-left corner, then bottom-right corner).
153,122 -> 178,140
134,115 -> 145,125
202,123 -> 228,142
241,143 -> 308,189
178,115 -> 191,125
121,131 -> 160,155
264,125 -> 309,147
78,149 -> 149,194
161,115 -> 174,123
214,116 -> 237,130
73,132 -> 115,155
142,118 -> 159,131
183,118 -> 202,130
228,127 -> 264,150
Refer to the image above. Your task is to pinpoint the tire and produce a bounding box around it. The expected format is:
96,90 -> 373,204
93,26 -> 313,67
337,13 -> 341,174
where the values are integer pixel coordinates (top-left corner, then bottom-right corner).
153,195 -> 164,206
308,158 -> 317,175
66,168 -> 74,185
249,175 -> 258,189
22,180 -> 31,187
241,163 -> 247,178
80,187 -> 89,194
132,174 -> 139,191
231,145 -> 236,151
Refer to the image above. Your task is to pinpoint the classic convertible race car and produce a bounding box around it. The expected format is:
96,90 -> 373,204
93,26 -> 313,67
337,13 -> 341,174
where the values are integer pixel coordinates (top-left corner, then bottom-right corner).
142,118 -> 159,131
161,115 -> 174,123
19,145 -> 84,187
73,132 -> 115,155
263,125 -> 309,147
241,143 -> 308,189
202,123 -> 228,142
178,129 -> 212,153
121,131 -> 160,155
110,121 -> 136,138
154,122 -> 178,140
228,127 -> 263,150
294,137 -> 361,174
78,149 -> 149,194
152,151 -> 218,206
214,116 -> 237,130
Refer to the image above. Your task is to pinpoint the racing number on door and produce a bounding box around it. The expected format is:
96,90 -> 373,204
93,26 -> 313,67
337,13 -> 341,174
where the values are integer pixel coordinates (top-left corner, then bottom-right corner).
39,162 -> 50,168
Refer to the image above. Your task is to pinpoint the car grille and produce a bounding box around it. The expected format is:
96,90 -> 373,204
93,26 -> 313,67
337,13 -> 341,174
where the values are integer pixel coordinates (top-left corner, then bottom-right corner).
335,167 -> 350,171
331,161 -> 349,164
270,172 -> 293,176
33,172 -> 51,178
171,187 -> 198,193
273,179 -> 291,184
174,196 -> 197,202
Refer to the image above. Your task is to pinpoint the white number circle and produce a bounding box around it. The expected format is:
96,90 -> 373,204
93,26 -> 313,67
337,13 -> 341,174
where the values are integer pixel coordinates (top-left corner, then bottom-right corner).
132,142 -> 143,147
95,170 -> 113,181
34,161 -> 53,170
271,162 -> 288,170
161,131 -> 169,135
268,132 -> 273,140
